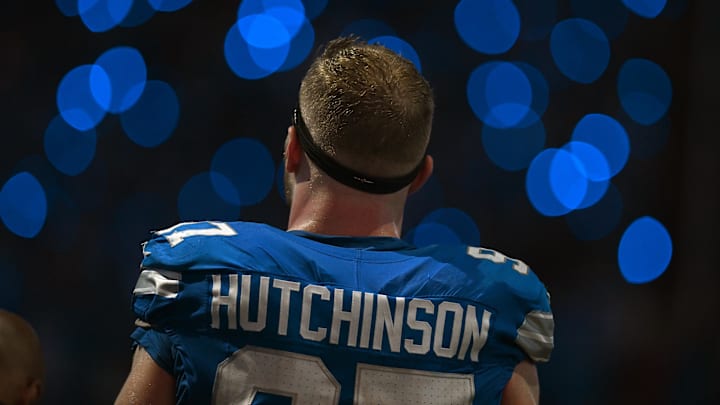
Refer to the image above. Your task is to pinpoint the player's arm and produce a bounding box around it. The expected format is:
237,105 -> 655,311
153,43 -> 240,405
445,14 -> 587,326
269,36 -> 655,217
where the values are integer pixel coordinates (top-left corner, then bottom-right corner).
501,360 -> 540,405
115,346 -> 175,405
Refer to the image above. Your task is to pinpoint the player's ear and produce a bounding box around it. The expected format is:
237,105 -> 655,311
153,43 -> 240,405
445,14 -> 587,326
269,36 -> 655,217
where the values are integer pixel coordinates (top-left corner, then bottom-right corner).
285,126 -> 303,174
408,155 -> 434,195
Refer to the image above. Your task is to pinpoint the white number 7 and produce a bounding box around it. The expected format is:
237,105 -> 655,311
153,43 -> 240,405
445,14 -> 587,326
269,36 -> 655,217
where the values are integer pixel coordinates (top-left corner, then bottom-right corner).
156,221 -> 237,247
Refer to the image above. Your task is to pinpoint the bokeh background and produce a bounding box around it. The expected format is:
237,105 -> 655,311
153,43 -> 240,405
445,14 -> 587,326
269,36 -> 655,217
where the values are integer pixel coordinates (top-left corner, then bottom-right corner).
1,0 -> 718,403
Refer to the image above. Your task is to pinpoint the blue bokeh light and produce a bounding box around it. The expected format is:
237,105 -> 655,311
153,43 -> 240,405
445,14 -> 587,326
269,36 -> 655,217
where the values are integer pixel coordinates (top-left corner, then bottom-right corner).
178,172 -> 241,221
148,0 -> 193,12
341,19 -> 396,39
622,0 -> 667,18
419,208 -> 481,246
93,46 -> 147,114
564,141 -> 611,182
238,0 -> 305,19
566,183 -> 623,240
618,58 -> 672,126
120,80 -> 180,148
455,0 -> 521,55
514,62 -> 549,127
57,65 -> 109,131
550,18 -> 610,84
210,138 -> 276,206
369,36 -> 422,73
549,149 -> 589,211
278,16 -> 315,72
570,0 -> 629,39
79,0 -> 133,32
413,222 -> 462,247
0,172 -> 48,238
618,216 -> 672,284
44,115 -> 97,176
225,21 -> 288,80
55,0 -> 79,16
571,114 -> 630,178
467,62 -> 534,129
515,0 -> 557,41
239,14 -> 292,49
120,0 -> 157,27
526,149 -> 574,217
482,115 -> 546,171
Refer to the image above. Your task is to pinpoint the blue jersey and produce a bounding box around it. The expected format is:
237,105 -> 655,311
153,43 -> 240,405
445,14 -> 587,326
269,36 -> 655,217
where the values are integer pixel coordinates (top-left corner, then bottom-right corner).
130,221 -> 554,404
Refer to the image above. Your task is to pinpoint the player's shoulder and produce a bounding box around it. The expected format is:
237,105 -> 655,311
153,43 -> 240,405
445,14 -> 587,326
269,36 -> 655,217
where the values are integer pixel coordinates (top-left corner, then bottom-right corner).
429,244 -> 550,311
140,220 -> 293,272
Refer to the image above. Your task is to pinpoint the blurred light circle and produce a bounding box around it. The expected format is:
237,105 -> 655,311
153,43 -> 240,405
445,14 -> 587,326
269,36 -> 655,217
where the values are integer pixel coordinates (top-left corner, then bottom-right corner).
0,172 -> 48,238
302,0 -> 328,19
120,80 -> 180,148
526,149 -> 573,217
420,207 -> 481,246
225,21 -> 287,79
147,0 -> 193,12
622,0 -> 667,18
515,0 -> 557,41
44,115 -> 97,176
576,178 -> 610,210
264,6 -> 306,38
571,114 -> 630,178
120,0 -> 157,27
210,138 -> 276,206
549,149 -> 588,210
467,62 -> 533,129
413,222 -> 462,247
341,18 -> 396,40
239,13 -> 292,49
238,0 -> 305,20
618,216 -> 672,284
93,46 -> 147,113
55,0 -> 79,16
178,172 -> 241,221
57,65 -> 108,131
79,0 -> 133,32
278,16 -> 315,72
618,58 -> 672,126
566,183 -> 622,240
369,36 -> 422,72
570,0 -> 629,39
550,18 -> 610,84
513,62 -> 549,127
454,0 -> 521,55
482,114 -> 546,171
564,141 -> 610,182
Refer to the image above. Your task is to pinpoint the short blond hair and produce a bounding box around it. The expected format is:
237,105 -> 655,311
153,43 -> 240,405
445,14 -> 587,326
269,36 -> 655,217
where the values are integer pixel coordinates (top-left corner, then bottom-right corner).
299,37 -> 434,177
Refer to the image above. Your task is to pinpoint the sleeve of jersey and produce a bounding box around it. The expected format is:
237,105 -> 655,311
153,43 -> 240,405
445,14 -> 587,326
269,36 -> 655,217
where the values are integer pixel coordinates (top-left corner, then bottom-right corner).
514,286 -> 554,363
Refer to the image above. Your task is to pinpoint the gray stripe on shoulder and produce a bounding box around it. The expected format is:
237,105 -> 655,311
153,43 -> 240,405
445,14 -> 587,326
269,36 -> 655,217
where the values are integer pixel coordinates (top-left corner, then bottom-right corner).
516,310 -> 554,362
133,269 -> 182,299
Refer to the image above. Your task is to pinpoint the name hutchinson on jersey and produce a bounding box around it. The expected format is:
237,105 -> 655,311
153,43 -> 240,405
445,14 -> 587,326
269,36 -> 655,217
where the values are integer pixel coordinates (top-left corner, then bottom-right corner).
209,273 -> 492,363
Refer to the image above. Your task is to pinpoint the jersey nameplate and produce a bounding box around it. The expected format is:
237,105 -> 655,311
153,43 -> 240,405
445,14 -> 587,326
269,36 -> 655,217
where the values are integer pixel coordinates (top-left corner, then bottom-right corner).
210,273 -> 493,363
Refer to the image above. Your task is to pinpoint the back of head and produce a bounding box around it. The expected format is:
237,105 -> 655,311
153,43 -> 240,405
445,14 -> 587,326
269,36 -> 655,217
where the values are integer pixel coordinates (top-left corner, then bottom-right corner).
299,37 -> 434,179
0,310 -> 43,405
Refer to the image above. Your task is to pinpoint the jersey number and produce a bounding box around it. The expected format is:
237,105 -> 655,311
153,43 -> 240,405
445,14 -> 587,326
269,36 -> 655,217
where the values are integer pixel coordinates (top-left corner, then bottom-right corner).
466,247 -> 528,275
157,221 -> 237,247
212,346 -> 475,404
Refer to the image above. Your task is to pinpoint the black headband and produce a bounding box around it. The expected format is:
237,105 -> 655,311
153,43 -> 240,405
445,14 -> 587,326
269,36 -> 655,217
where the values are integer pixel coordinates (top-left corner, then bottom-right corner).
292,108 -> 425,194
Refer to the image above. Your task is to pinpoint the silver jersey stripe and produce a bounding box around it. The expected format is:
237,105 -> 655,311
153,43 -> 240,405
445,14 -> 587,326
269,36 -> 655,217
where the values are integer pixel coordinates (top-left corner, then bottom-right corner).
133,269 -> 182,299
515,310 -> 554,362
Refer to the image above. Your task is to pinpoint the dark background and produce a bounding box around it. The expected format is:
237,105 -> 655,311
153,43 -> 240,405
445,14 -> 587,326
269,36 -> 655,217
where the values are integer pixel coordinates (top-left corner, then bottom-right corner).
1,0 -> 719,403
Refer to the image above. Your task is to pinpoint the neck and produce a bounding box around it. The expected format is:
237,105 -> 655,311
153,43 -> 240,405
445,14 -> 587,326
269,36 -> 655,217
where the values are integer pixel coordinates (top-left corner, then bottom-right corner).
286,183 -> 406,238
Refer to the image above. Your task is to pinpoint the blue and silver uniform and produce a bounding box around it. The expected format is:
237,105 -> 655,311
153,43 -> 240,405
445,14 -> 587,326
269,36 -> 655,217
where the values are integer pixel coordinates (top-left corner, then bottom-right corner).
130,221 -> 554,404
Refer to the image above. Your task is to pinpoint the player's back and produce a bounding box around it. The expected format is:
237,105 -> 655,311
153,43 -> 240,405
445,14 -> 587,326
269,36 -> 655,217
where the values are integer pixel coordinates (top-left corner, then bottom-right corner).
131,221 -> 553,404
